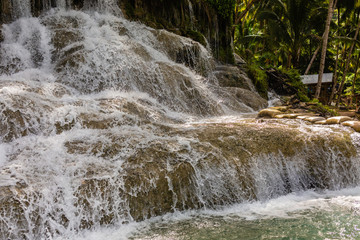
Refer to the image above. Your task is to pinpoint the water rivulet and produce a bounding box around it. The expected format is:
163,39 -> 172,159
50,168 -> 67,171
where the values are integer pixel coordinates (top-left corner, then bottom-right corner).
0,2 -> 359,239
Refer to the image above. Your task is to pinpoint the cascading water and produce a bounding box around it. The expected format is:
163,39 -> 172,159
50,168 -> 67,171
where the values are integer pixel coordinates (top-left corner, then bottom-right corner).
0,1 -> 360,239
11,0 -> 32,19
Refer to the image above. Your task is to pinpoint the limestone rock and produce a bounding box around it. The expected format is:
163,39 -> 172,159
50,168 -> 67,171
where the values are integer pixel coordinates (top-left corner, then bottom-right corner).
274,113 -> 300,119
342,121 -> 360,132
296,114 -> 318,120
222,87 -> 268,111
270,106 -> 288,112
314,120 -> 327,125
304,116 -> 326,123
258,108 -> 282,118
326,116 -> 353,125
214,65 -> 256,91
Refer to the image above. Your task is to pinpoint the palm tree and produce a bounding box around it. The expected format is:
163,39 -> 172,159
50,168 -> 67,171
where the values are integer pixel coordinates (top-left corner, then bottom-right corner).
250,0 -> 322,68
314,0 -> 337,99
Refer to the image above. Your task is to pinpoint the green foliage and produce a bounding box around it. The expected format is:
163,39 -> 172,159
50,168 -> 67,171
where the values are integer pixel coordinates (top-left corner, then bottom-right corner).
186,30 -> 207,46
311,102 -> 338,117
297,92 -> 311,102
246,63 -> 268,99
205,0 -> 236,19
278,67 -> 310,102
234,0 -> 360,109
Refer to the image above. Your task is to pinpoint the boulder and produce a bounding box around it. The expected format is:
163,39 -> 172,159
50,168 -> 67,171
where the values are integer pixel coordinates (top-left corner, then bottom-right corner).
214,65 -> 256,91
258,108 -> 282,118
222,87 -> 268,111
269,106 -> 289,112
274,113 -> 300,119
342,121 -> 360,132
325,116 -> 353,125
304,116 -> 326,123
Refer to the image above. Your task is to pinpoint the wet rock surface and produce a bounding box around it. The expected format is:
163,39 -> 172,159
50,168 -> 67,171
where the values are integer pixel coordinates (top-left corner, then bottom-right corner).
1,119 -> 358,234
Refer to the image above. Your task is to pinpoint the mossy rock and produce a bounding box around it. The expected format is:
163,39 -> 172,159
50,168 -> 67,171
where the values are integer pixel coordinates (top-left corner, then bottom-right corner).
185,30 -> 207,46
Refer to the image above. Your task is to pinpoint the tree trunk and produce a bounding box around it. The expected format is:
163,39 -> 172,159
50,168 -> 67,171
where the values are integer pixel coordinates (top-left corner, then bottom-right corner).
314,0 -> 337,100
350,53 -> 360,107
336,18 -> 360,107
328,44 -> 341,104
304,44 -> 321,75
304,33 -> 325,75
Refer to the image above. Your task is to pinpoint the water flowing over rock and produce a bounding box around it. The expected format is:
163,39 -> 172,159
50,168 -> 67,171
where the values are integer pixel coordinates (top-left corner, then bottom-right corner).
0,2 -> 359,240
0,0 -> 234,63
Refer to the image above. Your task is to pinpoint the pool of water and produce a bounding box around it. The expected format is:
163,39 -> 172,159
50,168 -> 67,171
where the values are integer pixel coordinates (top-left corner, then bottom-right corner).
64,187 -> 360,240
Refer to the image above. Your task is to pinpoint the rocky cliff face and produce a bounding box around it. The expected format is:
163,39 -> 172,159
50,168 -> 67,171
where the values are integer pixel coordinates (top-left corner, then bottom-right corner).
0,0 -> 234,63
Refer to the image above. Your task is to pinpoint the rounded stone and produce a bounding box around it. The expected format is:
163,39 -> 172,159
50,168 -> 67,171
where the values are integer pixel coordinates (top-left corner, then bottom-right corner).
342,121 -> 360,132
304,117 -> 326,123
258,109 -> 282,118
326,116 -> 353,125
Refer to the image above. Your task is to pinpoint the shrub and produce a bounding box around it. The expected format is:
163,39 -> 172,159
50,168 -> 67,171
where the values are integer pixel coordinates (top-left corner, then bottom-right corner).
247,63 -> 268,99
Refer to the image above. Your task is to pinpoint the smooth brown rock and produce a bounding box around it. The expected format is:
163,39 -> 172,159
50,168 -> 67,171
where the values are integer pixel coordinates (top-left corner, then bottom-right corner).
214,65 -> 255,91
270,106 -> 288,112
275,113 -> 300,119
315,120 -> 327,125
326,116 -> 353,125
296,113 -> 318,120
258,108 -> 282,118
304,117 -> 326,123
342,121 -> 360,132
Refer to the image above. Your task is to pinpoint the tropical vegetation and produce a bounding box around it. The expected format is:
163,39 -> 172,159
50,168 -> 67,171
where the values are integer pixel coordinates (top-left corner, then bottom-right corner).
233,0 -> 360,110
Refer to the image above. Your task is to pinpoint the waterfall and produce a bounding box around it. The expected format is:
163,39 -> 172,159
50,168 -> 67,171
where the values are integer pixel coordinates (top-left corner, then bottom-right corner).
0,17 -> 53,73
187,0 -> 195,29
0,2 -> 359,240
82,0 -> 123,16
11,0 -> 31,18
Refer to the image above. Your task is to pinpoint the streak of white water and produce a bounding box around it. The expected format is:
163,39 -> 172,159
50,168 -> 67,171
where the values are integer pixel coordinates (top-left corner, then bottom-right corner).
11,0 -> 32,18
0,144 -> 8,167
187,0 -> 195,29
56,0 -> 67,9
83,0 -> 123,16
0,17 -> 53,73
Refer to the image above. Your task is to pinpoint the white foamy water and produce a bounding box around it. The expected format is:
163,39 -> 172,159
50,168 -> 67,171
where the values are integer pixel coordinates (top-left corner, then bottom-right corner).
11,0 -> 32,19
0,144 -> 8,167
1,2 -> 360,240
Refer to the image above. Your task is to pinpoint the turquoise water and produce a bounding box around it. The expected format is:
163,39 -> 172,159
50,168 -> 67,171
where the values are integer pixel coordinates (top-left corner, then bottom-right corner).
132,210 -> 359,239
